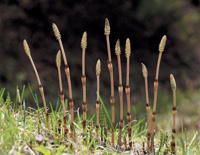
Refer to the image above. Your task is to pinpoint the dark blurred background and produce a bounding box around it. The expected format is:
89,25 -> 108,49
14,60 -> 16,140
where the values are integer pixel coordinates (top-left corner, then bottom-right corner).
1,0 -> 200,129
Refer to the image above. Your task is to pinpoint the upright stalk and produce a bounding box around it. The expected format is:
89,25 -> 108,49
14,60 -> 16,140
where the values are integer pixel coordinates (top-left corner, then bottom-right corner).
96,60 -> 101,138
23,40 -> 50,131
125,38 -> 132,150
151,35 -> 167,151
52,23 -> 74,138
17,88 -> 23,119
170,74 -> 177,154
81,32 -> 87,139
115,40 -> 123,146
56,50 -> 68,137
141,63 -> 151,153
104,18 -> 115,145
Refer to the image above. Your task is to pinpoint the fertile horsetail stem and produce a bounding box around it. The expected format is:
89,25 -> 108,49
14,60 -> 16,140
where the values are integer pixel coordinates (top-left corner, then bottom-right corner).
151,35 -> 167,151
96,59 -> 101,137
23,39 -> 50,131
115,40 -> 123,147
125,38 -> 132,150
141,63 -> 151,153
23,40 -> 41,86
81,31 -> 87,141
170,74 -> 177,154
52,23 -> 74,139
104,18 -> 115,145
56,50 -> 68,137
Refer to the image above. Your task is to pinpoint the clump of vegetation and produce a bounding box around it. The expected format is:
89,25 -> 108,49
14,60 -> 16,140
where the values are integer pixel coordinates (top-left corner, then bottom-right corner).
0,18 -> 200,155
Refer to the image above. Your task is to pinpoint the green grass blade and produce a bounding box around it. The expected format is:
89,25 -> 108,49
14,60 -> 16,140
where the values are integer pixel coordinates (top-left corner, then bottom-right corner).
55,96 -> 60,112
28,83 -> 37,103
20,85 -> 26,101
23,100 -> 26,123
99,95 -> 112,126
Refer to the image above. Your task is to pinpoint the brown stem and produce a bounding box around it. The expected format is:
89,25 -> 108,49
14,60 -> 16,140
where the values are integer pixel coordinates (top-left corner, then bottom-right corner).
57,65 -> 65,116
155,52 -> 163,80
82,49 -> 86,76
106,35 -> 112,62
144,77 -> 151,152
118,85 -> 123,146
151,52 -> 163,151
106,35 -> 115,146
58,39 -> 68,65
96,102 -> 99,137
117,56 -> 123,146
82,44 -> 87,139
125,86 -> 132,150
96,75 -> 100,137
82,75 -> 87,138
28,56 -> 42,90
171,89 -> 176,154
125,53 -> 132,150
57,62 -> 68,136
